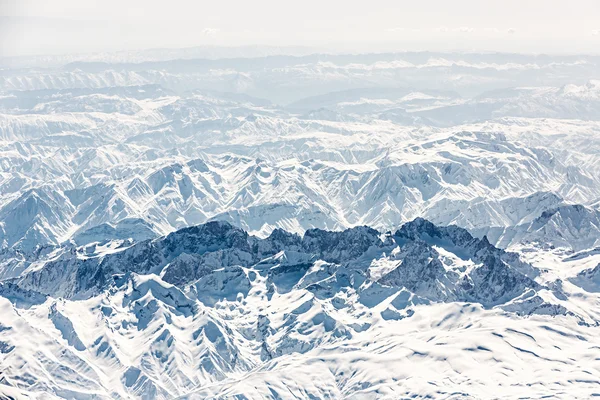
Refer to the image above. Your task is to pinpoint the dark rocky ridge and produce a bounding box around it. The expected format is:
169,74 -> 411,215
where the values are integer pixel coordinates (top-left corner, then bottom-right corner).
8,219 -> 550,312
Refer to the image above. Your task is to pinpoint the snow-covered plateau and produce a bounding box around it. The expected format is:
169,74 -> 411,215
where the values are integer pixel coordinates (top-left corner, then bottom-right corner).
0,51 -> 599,399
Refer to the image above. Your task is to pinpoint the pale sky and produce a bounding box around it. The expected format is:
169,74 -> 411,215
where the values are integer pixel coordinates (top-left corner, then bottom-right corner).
1,0 -> 600,57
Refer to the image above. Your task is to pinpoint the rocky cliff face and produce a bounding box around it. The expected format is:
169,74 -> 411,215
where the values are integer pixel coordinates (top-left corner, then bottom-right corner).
11,219 -> 545,311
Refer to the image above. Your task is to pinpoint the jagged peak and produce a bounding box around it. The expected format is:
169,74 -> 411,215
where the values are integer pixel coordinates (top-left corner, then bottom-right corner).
538,204 -> 593,221
164,220 -> 244,242
303,225 -> 381,240
263,228 -> 302,249
395,218 -> 476,247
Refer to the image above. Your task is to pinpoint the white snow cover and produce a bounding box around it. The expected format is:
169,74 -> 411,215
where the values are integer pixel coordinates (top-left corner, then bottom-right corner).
1,51 -> 600,399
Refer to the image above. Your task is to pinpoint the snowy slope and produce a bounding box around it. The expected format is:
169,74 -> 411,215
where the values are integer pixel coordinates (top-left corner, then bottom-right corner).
2,219 -> 599,399
475,204 -> 600,252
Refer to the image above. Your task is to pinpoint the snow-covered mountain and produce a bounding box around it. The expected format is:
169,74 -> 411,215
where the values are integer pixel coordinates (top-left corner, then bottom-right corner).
2,219 -> 598,399
475,204 -> 600,252
1,51 -> 600,399
1,82 -> 599,255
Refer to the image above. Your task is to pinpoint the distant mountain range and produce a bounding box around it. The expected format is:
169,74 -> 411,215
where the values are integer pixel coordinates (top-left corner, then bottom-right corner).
1,83 -> 600,258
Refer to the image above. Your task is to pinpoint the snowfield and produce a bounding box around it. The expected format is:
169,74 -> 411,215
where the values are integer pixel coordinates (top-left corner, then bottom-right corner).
1,51 -> 600,399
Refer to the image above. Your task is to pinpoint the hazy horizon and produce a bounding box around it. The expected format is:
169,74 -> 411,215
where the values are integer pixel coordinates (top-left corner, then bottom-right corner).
2,0 -> 600,58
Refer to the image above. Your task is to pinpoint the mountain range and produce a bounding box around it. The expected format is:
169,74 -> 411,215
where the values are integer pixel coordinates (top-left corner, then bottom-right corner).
1,51 -> 600,399
2,218 -> 598,399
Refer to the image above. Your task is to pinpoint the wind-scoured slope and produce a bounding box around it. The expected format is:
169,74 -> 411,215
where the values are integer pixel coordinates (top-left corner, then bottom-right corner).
183,303 -> 600,400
